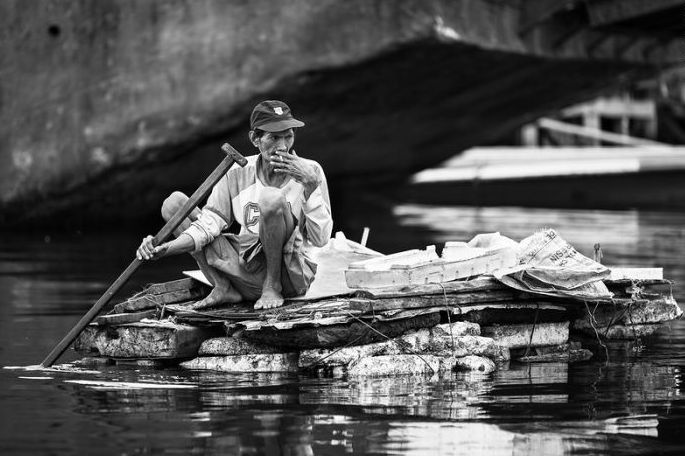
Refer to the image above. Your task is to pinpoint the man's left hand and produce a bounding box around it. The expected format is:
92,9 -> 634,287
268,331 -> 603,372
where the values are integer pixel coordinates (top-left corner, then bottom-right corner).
272,150 -> 321,198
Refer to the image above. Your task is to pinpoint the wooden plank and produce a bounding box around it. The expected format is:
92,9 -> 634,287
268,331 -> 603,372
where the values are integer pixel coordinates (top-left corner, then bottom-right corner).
352,301 -> 569,329
277,298 -> 354,315
113,287 -> 207,313
354,276 -> 505,299
172,309 -> 260,321
242,315 -> 355,331
242,304 -> 444,331
243,313 -> 441,349
349,289 -> 532,312
143,277 -> 199,295
368,302 -> 568,322
171,298 -> 358,324
94,310 -> 157,326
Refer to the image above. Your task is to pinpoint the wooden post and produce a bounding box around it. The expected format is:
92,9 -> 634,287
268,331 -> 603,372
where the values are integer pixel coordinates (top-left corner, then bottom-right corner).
594,243 -> 603,264
360,227 -> 370,247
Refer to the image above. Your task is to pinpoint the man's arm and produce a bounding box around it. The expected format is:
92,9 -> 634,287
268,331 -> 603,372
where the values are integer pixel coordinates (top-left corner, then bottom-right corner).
301,162 -> 333,247
137,173 -> 235,260
136,207 -> 229,260
272,151 -> 333,247
136,233 -> 195,260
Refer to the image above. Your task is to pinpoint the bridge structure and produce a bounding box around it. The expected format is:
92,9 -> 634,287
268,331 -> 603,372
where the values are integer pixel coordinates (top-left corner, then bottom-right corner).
1,0 -> 683,226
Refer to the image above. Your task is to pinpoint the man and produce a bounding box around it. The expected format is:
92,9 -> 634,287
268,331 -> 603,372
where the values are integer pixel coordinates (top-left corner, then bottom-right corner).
136,100 -> 333,310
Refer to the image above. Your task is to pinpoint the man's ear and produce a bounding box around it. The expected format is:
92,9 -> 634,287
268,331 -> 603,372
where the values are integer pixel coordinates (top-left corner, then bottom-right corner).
248,130 -> 259,147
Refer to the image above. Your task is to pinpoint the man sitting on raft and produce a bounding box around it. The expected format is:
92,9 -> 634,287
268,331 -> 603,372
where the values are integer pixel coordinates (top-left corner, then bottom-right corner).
136,100 -> 333,310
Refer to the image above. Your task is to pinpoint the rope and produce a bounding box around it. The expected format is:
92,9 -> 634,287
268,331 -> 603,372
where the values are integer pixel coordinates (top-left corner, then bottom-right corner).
343,311 -> 437,375
625,299 -> 642,347
602,299 -> 629,338
626,279 -> 646,346
523,303 -> 540,357
301,332 -> 368,369
436,282 -> 456,355
129,288 -> 151,301
584,301 -> 609,360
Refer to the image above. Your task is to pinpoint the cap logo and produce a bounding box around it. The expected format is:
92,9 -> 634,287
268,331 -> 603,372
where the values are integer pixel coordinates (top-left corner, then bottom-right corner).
274,107 -> 283,115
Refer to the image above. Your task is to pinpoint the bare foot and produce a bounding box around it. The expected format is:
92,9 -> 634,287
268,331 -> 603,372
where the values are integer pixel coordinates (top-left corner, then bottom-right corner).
254,287 -> 284,310
190,285 -> 242,310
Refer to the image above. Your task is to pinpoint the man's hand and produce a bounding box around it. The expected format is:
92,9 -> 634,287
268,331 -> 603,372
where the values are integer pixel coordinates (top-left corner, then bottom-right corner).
272,150 -> 321,198
136,235 -> 169,261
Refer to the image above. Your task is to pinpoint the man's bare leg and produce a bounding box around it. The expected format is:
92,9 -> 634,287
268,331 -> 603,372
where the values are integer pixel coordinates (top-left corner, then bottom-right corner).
162,191 -> 242,308
191,239 -> 243,308
254,187 -> 295,310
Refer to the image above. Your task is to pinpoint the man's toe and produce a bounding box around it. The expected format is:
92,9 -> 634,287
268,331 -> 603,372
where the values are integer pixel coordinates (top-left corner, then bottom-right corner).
254,297 -> 284,310
267,298 -> 284,309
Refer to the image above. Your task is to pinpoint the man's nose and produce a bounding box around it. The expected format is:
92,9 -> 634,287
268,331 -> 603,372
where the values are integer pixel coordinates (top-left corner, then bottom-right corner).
275,138 -> 287,150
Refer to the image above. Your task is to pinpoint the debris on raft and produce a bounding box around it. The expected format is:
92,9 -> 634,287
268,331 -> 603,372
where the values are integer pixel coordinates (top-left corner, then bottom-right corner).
73,230 -> 682,375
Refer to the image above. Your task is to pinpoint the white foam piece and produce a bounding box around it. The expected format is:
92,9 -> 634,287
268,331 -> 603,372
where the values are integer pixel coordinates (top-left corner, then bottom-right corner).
3,364 -> 100,375
64,379 -> 198,390
608,267 -> 663,281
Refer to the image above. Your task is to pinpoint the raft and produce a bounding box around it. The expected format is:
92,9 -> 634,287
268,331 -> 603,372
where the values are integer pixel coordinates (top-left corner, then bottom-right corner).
73,231 -> 682,376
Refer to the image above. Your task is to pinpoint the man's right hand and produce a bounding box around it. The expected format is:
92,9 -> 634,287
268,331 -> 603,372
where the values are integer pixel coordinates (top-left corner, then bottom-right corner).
136,235 -> 169,261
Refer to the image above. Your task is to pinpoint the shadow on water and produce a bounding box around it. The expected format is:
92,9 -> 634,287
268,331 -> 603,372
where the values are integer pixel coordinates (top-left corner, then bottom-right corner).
1,202 -> 685,455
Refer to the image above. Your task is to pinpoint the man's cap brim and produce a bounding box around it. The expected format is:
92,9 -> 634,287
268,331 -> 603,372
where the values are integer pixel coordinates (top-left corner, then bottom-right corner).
255,118 -> 305,132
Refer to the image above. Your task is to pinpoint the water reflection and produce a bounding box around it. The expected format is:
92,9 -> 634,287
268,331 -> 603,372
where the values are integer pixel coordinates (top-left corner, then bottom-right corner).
300,374 -> 490,420
1,356 -> 681,455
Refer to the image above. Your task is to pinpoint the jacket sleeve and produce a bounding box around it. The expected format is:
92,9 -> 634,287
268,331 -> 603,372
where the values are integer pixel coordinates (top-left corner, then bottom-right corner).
301,162 -> 333,247
181,174 -> 233,252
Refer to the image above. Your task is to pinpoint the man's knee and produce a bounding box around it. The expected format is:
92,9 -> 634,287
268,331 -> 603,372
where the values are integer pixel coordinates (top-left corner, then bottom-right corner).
161,191 -> 188,221
258,187 -> 287,219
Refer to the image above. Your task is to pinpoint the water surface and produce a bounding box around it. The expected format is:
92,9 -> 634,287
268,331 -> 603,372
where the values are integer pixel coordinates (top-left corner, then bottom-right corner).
1,206 -> 684,455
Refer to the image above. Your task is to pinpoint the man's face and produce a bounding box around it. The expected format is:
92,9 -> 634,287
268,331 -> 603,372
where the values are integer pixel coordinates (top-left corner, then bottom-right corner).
254,128 -> 295,161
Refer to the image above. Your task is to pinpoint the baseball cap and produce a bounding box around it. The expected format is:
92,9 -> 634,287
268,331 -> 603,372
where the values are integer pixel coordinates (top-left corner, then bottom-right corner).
250,100 -> 305,132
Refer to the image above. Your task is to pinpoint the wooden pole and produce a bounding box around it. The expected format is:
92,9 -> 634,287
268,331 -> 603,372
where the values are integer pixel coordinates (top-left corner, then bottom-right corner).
40,143 -> 247,367
360,227 -> 370,247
